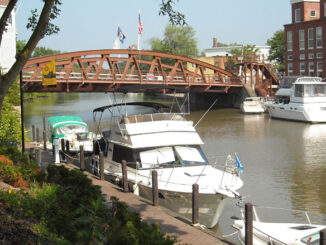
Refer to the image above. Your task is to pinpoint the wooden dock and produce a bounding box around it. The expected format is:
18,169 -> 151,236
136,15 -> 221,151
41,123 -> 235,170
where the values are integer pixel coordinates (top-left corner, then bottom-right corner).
25,143 -> 234,245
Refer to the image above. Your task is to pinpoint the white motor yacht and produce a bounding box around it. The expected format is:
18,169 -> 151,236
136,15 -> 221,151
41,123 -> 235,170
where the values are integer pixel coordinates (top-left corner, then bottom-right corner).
91,86 -> 243,228
264,77 -> 326,123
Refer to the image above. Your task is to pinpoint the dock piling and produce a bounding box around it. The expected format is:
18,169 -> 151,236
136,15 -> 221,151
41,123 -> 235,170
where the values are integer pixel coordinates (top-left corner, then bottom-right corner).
35,149 -> 41,166
99,152 -> 104,180
36,128 -> 40,143
122,160 -> 128,192
321,229 -> 326,245
32,125 -> 35,142
192,184 -> 199,225
80,145 -> 85,171
152,170 -> 158,206
43,131 -> 47,151
245,203 -> 253,245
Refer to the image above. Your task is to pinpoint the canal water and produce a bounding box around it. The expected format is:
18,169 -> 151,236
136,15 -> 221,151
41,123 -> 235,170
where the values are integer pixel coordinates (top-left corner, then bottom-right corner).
24,93 -> 326,242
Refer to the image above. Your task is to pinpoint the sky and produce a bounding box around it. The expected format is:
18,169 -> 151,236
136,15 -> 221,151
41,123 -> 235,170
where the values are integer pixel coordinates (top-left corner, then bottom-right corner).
15,0 -> 292,53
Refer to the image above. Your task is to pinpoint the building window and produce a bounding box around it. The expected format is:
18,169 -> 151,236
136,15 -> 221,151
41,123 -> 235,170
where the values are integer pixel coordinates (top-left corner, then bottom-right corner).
308,28 -> 314,49
7,14 -> 12,25
287,31 -> 293,51
299,30 -> 305,50
309,62 -> 314,76
300,62 -> 305,75
295,8 -> 301,23
288,55 -> 293,61
316,27 -> 322,49
310,10 -> 316,17
317,61 -> 323,77
309,53 -> 314,59
288,63 -> 293,74
300,54 -> 305,60
317,53 -> 323,59
324,2 -> 326,17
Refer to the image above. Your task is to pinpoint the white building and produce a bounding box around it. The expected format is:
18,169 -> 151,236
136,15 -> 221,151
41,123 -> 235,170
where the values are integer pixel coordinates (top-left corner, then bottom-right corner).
0,0 -> 16,73
204,38 -> 271,63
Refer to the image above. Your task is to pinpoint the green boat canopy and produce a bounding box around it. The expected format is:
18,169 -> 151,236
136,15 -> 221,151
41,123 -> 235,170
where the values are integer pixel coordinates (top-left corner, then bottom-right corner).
48,116 -> 89,141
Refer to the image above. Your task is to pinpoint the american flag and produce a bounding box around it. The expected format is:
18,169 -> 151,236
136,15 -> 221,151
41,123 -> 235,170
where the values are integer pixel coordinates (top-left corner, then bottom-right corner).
138,13 -> 143,35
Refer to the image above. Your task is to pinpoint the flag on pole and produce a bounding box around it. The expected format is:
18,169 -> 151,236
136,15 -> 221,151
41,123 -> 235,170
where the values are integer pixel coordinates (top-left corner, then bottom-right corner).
138,12 -> 143,35
42,59 -> 56,86
117,26 -> 126,44
235,154 -> 244,174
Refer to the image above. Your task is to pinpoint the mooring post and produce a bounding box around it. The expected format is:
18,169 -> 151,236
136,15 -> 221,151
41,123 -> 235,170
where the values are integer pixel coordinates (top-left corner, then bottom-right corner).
192,183 -> 199,225
60,138 -> 66,162
36,128 -> 40,143
43,131 -> 47,151
53,138 -> 60,164
80,145 -> 85,171
43,112 -> 46,132
152,170 -> 158,206
35,149 -> 41,166
99,152 -> 104,180
122,160 -> 128,192
65,140 -> 70,154
321,229 -> 326,245
245,203 -> 253,245
32,125 -> 35,142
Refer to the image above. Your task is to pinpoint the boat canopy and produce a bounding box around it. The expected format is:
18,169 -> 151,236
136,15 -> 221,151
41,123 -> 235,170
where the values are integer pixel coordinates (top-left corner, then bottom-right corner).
275,88 -> 292,97
48,116 -> 88,139
93,102 -> 170,113
116,84 -> 188,94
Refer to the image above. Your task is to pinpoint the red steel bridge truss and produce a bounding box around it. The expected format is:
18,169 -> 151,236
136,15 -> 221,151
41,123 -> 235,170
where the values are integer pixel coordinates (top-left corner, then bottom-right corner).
22,49 -> 243,94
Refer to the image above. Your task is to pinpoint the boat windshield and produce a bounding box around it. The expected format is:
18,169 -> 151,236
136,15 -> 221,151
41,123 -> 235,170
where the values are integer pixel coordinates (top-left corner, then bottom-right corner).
295,84 -> 326,97
139,145 -> 208,168
301,232 -> 319,245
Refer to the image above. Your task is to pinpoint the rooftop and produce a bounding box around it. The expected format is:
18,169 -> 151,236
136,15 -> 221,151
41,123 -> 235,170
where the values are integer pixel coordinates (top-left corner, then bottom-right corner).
0,0 -> 9,6
290,0 -> 319,4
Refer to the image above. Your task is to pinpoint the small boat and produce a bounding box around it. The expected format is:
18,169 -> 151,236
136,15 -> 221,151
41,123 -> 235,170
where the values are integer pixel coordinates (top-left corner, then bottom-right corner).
47,115 -> 94,154
232,204 -> 326,245
91,85 -> 243,228
264,77 -> 326,123
240,97 -> 265,114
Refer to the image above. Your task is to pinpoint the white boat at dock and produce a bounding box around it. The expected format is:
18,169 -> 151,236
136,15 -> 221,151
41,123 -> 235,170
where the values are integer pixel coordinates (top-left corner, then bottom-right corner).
90,85 -> 243,228
264,77 -> 326,123
240,97 -> 265,114
47,115 -> 94,154
232,204 -> 326,245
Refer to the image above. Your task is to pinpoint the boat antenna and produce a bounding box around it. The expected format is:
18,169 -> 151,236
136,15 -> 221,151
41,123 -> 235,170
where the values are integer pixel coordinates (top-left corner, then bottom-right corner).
194,99 -> 217,128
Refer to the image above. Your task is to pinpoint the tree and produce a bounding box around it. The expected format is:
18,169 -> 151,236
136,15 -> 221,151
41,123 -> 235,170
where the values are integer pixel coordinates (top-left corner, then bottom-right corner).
0,0 -> 185,120
0,0 -> 62,120
267,29 -> 285,72
150,24 -> 198,58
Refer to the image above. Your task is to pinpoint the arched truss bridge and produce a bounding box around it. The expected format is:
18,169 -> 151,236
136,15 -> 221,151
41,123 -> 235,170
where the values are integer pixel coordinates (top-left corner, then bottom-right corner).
22,49 -> 243,93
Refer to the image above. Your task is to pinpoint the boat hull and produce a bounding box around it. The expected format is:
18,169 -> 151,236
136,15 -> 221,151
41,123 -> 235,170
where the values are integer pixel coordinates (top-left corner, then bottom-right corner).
265,103 -> 326,123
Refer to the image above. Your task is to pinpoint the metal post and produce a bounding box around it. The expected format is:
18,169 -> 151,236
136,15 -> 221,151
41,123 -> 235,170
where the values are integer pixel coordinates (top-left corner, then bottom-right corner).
19,71 -> 25,153
122,160 -> 128,192
43,131 -> 47,151
80,145 -> 85,171
192,184 -> 199,224
32,125 -> 35,142
152,170 -> 158,206
321,229 -> 326,245
36,128 -> 40,143
245,203 -> 253,245
53,138 -> 60,164
43,112 -> 46,132
99,152 -> 104,180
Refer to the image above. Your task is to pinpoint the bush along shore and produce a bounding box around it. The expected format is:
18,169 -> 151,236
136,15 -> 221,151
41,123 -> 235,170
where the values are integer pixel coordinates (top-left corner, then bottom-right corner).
0,146 -> 177,244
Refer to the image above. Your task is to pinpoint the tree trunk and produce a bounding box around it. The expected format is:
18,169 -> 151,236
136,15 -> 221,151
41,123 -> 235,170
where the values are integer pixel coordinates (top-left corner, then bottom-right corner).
0,0 -> 56,119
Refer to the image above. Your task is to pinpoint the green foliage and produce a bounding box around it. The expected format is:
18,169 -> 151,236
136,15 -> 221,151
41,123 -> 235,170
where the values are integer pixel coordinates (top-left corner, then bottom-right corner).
267,29 -> 285,72
16,40 -> 26,53
150,24 -> 198,60
230,44 -> 259,58
32,46 -> 61,58
0,100 -> 21,145
159,0 -> 186,26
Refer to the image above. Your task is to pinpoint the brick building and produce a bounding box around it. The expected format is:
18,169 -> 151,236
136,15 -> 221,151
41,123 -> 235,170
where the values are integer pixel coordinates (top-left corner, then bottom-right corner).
285,0 -> 326,78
